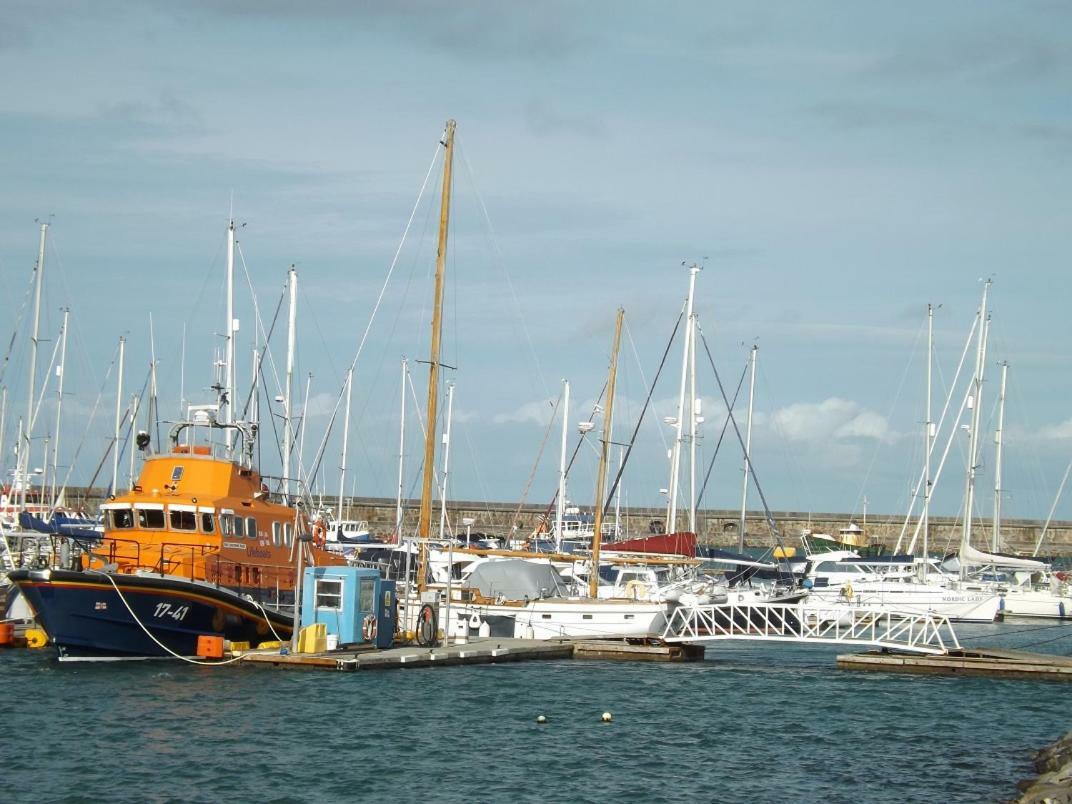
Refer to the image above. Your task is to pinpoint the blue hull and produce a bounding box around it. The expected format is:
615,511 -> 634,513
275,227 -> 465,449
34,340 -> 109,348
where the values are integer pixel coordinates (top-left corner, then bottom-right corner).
10,569 -> 293,660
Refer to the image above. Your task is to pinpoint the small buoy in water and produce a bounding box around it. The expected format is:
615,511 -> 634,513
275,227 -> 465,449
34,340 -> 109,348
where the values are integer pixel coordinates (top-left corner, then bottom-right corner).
601,712 -> 613,723
536,715 -> 548,724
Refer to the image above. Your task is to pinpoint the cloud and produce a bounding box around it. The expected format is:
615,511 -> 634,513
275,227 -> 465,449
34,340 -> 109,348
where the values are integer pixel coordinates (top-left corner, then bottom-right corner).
770,397 -> 896,444
865,31 -> 1066,85
493,398 -> 558,426
1037,418 -> 1072,441
159,1 -> 591,62
524,100 -> 607,139
801,100 -> 938,132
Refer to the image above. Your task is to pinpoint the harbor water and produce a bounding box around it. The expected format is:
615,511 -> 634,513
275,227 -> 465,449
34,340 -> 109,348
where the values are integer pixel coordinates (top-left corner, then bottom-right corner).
3,623 -> 1070,803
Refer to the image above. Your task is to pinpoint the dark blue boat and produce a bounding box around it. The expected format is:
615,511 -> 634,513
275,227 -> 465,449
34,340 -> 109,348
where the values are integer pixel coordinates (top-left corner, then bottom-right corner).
10,568 -> 293,661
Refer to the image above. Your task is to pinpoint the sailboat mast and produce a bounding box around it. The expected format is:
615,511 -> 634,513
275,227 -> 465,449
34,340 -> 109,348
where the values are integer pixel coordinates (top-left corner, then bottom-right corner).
590,308 -> 625,599
111,336 -> 125,495
395,358 -> 408,541
687,308 -> 698,534
0,387 -> 6,485
438,382 -> 455,541
961,280 -> 991,568
297,372 -> 312,494
416,119 -> 456,592
21,223 -> 47,511
992,360 -> 1008,552
283,266 -> 297,503
922,304 -> 934,571
556,379 -> 569,549
667,264 -> 699,533
50,308 -> 69,511
738,344 -> 757,552
337,367 -> 353,528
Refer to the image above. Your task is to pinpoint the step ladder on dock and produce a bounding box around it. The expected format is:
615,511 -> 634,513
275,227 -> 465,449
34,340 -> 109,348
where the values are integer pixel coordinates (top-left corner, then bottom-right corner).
662,602 -> 960,656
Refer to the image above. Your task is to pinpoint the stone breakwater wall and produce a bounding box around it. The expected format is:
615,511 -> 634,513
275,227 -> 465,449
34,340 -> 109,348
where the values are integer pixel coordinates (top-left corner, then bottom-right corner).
1016,731 -> 1072,803
66,487 -> 1072,557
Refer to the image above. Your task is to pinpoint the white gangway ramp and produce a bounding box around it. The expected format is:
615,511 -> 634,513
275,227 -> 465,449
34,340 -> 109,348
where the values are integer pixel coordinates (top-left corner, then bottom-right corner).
662,602 -> 961,655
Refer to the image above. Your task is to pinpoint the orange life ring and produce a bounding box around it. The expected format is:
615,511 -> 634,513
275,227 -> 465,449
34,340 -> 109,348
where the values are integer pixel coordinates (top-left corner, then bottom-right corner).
312,521 -> 327,549
362,614 -> 378,642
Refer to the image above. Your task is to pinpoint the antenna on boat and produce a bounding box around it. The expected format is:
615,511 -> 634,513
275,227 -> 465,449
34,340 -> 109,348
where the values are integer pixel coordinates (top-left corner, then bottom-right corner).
223,217 -> 238,457
111,335 -> 125,496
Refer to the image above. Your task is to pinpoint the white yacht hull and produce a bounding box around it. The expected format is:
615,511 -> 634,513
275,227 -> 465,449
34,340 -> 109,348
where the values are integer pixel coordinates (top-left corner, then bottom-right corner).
805,583 -> 1001,623
999,588 -> 1072,620
443,597 -> 670,640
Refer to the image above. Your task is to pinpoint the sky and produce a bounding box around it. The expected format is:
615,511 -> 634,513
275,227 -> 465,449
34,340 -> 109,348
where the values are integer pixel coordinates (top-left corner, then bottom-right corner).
1,1 -> 1071,534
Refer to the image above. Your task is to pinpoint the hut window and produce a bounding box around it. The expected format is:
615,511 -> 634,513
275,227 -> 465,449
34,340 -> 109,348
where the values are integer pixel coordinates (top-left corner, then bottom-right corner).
284,522 -> 294,547
169,509 -> 197,531
109,510 -> 134,529
316,578 -> 343,609
201,513 -> 215,533
246,517 -> 258,540
231,516 -> 243,538
271,522 -> 282,547
359,578 -> 375,613
137,509 -> 165,529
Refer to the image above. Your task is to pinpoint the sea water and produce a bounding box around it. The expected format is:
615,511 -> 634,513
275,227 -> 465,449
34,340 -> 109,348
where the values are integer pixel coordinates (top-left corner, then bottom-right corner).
2,622 -> 1070,803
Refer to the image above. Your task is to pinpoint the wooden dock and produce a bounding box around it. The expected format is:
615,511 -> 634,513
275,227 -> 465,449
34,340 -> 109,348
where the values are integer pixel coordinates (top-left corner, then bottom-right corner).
837,648 -> 1072,681
236,636 -> 703,672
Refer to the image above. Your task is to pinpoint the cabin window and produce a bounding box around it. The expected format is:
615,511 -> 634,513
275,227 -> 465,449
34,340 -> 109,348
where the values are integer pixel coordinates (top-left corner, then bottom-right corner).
232,516 -> 244,538
137,508 -> 165,529
109,509 -> 134,529
541,614 -> 552,620
624,614 -> 635,620
284,522 -> 294,547
246,517 -> 258,540
220,513 -> 234,537
169,509 -> 197,531
201,513 -> 215,534
582,614 -> 593,620
359,578 -> 375,613
316,578 -> 343,609
272,522 -> 282,547
171,466 -> 184,483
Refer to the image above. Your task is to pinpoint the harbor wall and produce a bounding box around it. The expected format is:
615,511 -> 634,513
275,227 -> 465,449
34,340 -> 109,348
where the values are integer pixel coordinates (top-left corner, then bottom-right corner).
61,487 -> 1072,556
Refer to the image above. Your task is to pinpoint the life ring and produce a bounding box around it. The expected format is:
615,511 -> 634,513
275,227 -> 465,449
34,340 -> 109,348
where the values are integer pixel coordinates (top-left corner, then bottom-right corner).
362,613 -> 378,642
312,521 -> 327,549
416,603 -> 438,647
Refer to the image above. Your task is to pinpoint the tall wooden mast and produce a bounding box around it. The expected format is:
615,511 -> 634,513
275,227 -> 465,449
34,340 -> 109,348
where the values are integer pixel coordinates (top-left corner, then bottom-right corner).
416,119 -> 456,592
589,308 -> 625,599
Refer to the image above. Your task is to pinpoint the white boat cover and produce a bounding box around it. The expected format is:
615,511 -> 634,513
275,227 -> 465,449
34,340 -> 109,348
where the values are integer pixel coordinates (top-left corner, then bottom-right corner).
959,542 -> 1047,571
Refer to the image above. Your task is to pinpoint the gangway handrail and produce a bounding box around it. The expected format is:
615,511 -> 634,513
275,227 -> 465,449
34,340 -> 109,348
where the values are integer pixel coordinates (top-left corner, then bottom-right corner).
662,602 -> 960,655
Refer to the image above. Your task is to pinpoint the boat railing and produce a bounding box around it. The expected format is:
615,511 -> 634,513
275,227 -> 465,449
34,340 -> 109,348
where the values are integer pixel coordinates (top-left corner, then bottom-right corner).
86,537 -> 297,601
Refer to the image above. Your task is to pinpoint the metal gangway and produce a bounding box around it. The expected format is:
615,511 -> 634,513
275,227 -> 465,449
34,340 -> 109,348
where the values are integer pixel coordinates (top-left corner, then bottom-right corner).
663,602 -> 961,655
